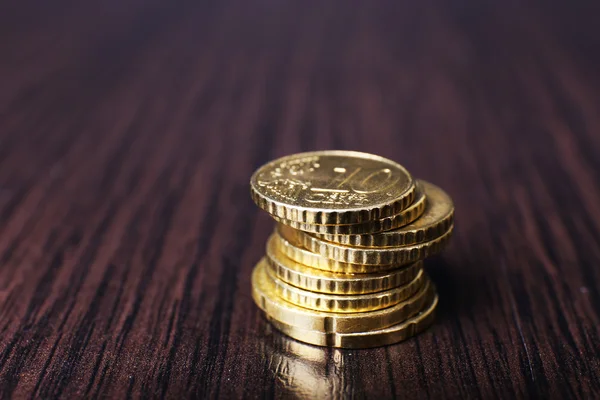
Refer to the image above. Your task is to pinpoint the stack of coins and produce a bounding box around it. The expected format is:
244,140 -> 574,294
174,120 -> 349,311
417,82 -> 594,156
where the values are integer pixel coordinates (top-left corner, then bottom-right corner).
250,151 -> 454,349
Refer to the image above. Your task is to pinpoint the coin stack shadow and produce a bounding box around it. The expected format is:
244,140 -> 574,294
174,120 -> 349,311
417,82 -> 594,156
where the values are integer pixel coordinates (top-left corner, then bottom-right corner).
250,152 -> 454,349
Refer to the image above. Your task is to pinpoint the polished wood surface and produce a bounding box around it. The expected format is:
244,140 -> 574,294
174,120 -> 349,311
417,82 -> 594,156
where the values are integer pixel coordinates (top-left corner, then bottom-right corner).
1,1 -> 599,398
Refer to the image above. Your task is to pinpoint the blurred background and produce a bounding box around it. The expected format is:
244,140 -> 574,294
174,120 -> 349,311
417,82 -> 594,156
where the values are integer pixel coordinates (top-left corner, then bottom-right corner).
0,0 -> 599,398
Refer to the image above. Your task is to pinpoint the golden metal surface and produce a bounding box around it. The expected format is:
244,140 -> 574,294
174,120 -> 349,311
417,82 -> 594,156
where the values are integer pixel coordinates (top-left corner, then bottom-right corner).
273,184 -> 426,235
249,151 -> 455,348
250,151 -> 415,225
267,266 -> 425,313
251,259 -> 434,333
258,328 -> 347,397
266,234 -> 422,294
316,180 -> 454,247
292,224 -> 454,265
265,295 -> 438,348
272,231 -> 400,273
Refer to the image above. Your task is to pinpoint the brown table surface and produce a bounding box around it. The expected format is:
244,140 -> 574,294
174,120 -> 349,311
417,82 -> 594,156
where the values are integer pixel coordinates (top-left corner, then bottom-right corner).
1,1 -> 600,398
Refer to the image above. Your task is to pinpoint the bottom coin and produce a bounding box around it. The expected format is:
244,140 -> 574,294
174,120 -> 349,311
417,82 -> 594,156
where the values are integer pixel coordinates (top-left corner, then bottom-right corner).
265,295 -> 438,349
252,258 -> 433,333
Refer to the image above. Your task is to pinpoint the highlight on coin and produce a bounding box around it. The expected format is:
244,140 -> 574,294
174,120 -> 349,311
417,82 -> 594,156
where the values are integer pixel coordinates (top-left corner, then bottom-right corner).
249,150 -> 454,348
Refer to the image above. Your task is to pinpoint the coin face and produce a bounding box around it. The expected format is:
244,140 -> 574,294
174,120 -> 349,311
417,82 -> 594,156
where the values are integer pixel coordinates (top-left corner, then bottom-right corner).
250,151 -> 415,225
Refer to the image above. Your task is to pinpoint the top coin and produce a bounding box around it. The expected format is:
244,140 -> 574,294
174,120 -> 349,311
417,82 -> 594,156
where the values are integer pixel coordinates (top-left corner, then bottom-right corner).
250,151 -> 416,225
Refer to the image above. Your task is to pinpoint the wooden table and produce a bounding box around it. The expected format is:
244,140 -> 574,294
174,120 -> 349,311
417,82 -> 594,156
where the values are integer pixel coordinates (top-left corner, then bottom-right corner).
1,1 -> 599,398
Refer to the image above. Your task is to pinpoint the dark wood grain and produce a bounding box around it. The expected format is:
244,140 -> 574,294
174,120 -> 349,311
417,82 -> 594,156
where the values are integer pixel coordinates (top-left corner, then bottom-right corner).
1,0 -> 599,398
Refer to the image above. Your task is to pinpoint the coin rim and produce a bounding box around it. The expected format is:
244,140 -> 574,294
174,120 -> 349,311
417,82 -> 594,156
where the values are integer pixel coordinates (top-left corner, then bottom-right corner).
266,234 -> 423,294
265,295 -> 438,348
272,231 -> 403,273
266,266 -> 425,313
296,224 -> 454,265
315,180 -> 454,247
273,184 -> 426,235
251,258 -> 434,333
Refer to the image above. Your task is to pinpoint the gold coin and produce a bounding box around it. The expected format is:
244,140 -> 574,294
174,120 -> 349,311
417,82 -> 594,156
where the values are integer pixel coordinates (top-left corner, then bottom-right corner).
267,266 -> 426,313
290,224 -> 453,266
316,180 -> 454,247
266,234 -> 422,294
251,258 -> 434,333
273,184 -> 426,235
265,295 -> 438,348
250,151 -> 416,225
272,230 -> 400,273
